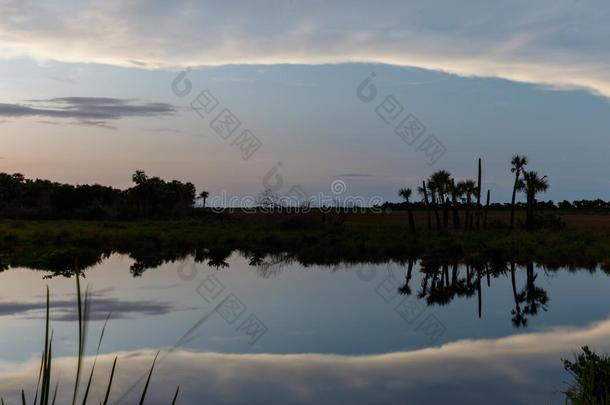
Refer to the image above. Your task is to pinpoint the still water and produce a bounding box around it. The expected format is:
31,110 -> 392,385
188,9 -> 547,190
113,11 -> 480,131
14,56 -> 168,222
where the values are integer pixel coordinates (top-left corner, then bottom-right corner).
1,253 -> 609,404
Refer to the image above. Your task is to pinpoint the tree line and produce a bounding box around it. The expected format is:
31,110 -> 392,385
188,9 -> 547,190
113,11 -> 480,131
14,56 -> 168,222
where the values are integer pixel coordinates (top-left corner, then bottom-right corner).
0,170 -> 205,219
396,155 -> 553,232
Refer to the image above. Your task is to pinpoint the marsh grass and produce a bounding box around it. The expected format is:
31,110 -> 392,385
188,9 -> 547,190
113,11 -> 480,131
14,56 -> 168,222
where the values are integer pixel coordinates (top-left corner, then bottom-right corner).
1,220 -> 610,272
2,275 -> 179,404
563,346 -> 610,404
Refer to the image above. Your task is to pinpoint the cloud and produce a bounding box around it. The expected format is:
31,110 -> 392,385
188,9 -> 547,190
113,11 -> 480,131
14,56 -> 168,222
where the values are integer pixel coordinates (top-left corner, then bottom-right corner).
332,173 -> 375,178
48,75 -> 77,84
0,294 -> 183,321
142,127 -> 186,135
0,97 -> 176,129
3,318 -> 610,403
0,1 -> 609,98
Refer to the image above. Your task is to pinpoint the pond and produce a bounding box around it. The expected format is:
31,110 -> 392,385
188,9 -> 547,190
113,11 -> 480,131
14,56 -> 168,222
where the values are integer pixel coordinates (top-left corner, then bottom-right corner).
1,253 -> 609,404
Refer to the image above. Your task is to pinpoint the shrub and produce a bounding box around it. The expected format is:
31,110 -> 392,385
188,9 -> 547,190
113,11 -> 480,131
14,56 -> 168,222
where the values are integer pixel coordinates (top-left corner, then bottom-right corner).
563,346 -> 610,404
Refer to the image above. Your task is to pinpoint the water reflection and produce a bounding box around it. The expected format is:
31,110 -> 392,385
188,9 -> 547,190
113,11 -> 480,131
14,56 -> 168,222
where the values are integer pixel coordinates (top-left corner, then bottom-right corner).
3,317 -> 610,404
3,246 -> 607,328
1,253 -> 610,403
394,260 -> 551,327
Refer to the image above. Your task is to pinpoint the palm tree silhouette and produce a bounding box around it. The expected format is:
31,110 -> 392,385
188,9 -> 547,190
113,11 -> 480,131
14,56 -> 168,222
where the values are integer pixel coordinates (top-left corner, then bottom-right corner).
518,262 -> 549,318
398,260 -> 415,295
199,190 -> 209,208
418,181 -> 432,231
450,179 -> 461,229
476,158 -> 482,229
428,170 -> 452,229
509,155 -> 528,229
398,188 -> 416,234
132,169 -> 148,185
510,262 -> 527,327
456,180 -> 477,230
517,171 -> 549,230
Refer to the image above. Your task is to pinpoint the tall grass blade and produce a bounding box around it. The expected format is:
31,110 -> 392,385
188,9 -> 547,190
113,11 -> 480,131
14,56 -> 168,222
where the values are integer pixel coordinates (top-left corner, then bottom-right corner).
39,288 -> 51,405
171,386 -> 179,405
41,333 -> 54,405
138,352 -> 159,405
51,378 -> 59,405
21,389 -> 26,405
81,364 -> 95,405
82,313 -> 111,405
72,274 -> 83,405
72,273 -> 90,405
102,357 -> 118,405
33,337 -> 45,405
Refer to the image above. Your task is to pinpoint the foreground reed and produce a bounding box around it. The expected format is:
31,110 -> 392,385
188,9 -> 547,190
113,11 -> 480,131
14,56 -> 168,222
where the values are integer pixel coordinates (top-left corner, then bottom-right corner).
2,275 -> 179,404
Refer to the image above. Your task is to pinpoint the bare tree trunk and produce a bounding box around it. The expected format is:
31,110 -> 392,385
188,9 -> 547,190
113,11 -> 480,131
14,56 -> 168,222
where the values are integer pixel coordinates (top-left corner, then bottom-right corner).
421,181 -> 432,231
527,195 -> 536,231
476,158 -> 482,230
465,194 -> 472,231
451,263 -> 458,288
441,194 -> 449,229
451,179 -> 460,230
510,172 -> 519,229
432,194 -> 442,231
510,261 -> 522,325
525,194 -> 531,230
483,189 -> 490,229
486,264 -> 491,287
407,203 -> 416,235
477,266 -> 482,318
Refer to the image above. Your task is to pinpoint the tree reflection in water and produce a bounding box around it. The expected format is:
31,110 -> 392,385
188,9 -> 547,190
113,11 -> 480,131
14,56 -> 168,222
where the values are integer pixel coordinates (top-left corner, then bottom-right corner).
0,244 -> 568,328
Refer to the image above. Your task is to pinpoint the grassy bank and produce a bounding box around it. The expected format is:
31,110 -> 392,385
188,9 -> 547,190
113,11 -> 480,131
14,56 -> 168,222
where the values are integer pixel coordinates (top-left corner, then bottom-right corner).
0,217 -> 609,272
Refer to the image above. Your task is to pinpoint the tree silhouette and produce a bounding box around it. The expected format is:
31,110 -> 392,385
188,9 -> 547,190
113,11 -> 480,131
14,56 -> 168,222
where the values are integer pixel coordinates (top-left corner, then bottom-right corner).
509,155 -> 528,229
483,189 -> 490,228
517,171 -> 549,230
398,188 -> 416,234
424,171 -> 452,231
517,262 -> 549,317
450,179 -> 461,229
510,262 -> 527,327
199,191 -> 209,208
429,170 -> 452,229
132,170 -> 148,185
476,158 -> 482,229
418,181 -> 432,231
456,180 -> 477,230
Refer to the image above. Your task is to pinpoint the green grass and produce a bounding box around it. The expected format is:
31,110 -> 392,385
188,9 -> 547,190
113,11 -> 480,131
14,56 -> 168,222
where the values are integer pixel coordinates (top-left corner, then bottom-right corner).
564,346 -> 610,404
0,219 -> 609,272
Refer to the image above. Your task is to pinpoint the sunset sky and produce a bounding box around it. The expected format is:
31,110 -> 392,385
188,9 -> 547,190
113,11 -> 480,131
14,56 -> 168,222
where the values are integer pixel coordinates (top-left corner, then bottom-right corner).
1,0 -> 609,202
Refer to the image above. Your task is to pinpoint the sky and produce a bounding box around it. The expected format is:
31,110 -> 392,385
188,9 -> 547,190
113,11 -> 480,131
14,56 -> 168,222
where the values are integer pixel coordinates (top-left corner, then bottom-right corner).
0,0 -> 609,202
